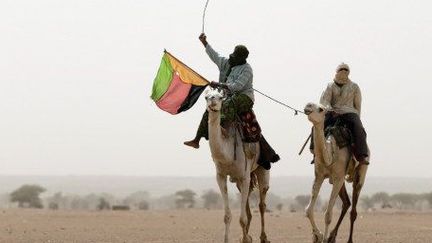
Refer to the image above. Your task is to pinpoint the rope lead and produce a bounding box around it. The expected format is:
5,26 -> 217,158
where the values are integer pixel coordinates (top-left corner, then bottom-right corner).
253,88 -> 304,115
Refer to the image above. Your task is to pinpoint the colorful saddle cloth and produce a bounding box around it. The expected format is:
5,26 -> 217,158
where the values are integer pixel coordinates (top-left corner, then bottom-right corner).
238,110 -> 261,143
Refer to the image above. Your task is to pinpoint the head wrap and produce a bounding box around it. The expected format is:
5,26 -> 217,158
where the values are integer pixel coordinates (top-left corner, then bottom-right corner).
334,62 -> 351,85
228,45 -> 249,67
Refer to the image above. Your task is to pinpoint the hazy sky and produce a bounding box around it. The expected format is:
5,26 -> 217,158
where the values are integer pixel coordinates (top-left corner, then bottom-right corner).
1,0 -> 431,177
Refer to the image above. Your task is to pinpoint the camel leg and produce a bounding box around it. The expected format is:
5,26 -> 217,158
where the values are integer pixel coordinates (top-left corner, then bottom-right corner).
323,178 -> 345,242
217,173 -> 231,243
246,188 -> 253,233
256,168 -> 270,243
348,164 -> 368,243
328,183 -> 351,243
235,182 -> 253,234
239,174 -> 253,243
306,176 -> 325,243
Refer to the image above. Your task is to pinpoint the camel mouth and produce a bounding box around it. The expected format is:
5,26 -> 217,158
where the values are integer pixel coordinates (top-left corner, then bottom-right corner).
207,105 -> 219,112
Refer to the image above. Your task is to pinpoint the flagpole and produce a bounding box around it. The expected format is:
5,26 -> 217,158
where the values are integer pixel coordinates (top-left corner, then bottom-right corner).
164,50 -> 210,84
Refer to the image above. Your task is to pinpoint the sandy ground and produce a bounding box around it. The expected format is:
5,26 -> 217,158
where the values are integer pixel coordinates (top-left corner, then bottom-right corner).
0,209 -> 431,243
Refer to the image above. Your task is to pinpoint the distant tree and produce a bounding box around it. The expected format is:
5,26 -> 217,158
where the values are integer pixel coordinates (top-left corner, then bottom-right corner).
289,204 -> 296,213
276,203 -> 283,211
124,191 -> 150,208
48,202 -> 59,210
83,194 -> 99,210
370,192 -> 391,208
97,197 -> 111,210
69,195 -> 87,210
154,194 -> 177,210
420,192 -> 432,208
201,189 -> 221,209
266,192 -> 283,210
360,196 -> 374,210
10,184 -> 46,208
175,189 -> 196,209
46,192 -> 66,210
138,201 -> 150,210
371,192 -> 390,204
294,195 -> 310,208
391,193 -> 418,209
295,195 -> 321,209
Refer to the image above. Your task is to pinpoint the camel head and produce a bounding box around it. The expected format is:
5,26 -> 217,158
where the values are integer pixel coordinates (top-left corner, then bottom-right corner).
204,88 -> 226,112
304,102 -> 327,125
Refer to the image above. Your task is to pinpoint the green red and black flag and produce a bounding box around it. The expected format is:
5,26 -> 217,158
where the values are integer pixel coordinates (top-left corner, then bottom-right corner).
151,51 -> 209,114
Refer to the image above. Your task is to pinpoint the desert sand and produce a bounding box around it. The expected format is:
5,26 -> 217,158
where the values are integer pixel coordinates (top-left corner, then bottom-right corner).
0,209 -> 431,242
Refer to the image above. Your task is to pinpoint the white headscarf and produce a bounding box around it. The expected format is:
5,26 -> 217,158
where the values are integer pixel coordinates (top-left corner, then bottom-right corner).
334,63 -> 351,85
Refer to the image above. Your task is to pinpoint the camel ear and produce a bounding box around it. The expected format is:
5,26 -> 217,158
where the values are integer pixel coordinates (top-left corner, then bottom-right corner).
220,89 -> 226,99
204,89 -> 211,99
318,104 -> 328,113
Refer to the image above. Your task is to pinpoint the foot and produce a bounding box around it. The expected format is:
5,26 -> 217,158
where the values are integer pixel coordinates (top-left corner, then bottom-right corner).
183,139 -> 200,149
327,231 -> 337,243
359,160 -> 370,165
357,155 -> 370,165
240,235 -> 253,243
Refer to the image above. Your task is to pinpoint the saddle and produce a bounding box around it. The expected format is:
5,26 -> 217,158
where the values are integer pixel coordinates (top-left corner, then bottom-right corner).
228,110 -> 279,170
324,118 -> 357,182
324,119 -> 353,149
238,110 -> 261,143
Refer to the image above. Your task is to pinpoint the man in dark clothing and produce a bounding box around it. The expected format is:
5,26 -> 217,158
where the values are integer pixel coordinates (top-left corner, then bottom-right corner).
184,34 -> 279,169
184,33 -> 255,149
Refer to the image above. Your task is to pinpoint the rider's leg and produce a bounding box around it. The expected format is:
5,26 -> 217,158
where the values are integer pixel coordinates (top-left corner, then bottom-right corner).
184,110 -> 209,149
341,113 -> 369,164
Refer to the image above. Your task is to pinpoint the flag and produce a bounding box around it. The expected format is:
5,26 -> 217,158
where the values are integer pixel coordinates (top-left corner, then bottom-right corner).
151,51 -> 208,114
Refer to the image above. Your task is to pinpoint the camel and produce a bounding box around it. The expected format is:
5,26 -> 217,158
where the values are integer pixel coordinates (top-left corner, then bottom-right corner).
303,103 -> 369,243
204,88 -> 270,243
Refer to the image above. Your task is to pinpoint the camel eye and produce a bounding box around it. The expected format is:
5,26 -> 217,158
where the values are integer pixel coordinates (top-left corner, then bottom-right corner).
318,107 -> 324,112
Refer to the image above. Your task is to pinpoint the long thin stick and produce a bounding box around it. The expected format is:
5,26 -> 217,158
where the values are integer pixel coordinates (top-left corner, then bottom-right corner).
202,0 -> 210,33
298,134 -> 312,155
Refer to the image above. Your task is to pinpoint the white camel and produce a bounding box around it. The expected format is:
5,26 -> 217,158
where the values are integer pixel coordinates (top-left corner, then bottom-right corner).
303,103 -> 369,243
204,88 -> 270,243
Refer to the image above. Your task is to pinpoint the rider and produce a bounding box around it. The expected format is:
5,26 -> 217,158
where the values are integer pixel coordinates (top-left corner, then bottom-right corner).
184,34 -> 280,169
312,63 -> 369,165
184,33 -> 255,149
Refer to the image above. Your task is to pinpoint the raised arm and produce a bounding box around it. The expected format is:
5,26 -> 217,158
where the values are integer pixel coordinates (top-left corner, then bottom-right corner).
199,33 -> 228,71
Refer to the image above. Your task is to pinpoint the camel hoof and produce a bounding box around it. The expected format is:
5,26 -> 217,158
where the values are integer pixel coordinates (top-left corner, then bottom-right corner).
260,233 -> 270,243
327,232 -> 337,243
312,231 -> 324,243
240,235 -> 253,243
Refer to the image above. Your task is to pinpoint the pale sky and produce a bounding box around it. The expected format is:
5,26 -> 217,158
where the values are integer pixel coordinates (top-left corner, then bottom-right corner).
0,0 -> 431,177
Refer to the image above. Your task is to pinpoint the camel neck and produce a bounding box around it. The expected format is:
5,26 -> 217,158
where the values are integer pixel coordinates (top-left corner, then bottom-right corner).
208,111 -> 223,148
208,110 -> 232,164
313,123 -> 328,165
